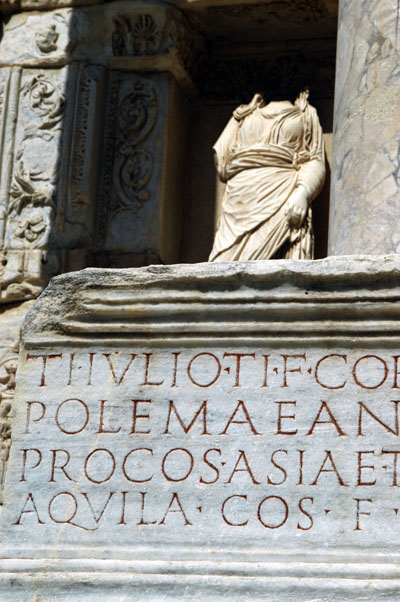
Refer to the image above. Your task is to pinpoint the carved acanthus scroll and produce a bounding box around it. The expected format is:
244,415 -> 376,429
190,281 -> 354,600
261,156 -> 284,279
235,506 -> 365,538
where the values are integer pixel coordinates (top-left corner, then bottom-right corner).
112,79 -> 157,217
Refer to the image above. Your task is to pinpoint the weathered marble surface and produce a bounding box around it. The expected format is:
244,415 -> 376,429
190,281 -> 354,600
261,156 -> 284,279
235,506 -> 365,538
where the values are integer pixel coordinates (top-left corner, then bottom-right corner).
0,2 -> 193,277
329,0 -> 400,255
2,257 -> 400,600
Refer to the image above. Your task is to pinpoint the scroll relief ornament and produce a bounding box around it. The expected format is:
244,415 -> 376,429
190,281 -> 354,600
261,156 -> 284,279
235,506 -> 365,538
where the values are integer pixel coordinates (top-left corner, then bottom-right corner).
112,80 -> 157,217
9,74 -> 65,247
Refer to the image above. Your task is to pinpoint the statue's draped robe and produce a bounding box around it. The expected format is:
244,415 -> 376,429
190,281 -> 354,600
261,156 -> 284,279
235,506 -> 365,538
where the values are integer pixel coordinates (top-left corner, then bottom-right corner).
209,95 -> 326,261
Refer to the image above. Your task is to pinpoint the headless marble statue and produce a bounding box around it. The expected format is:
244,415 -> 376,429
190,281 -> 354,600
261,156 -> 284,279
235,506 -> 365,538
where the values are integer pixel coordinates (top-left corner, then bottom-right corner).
209,91 -> 326,261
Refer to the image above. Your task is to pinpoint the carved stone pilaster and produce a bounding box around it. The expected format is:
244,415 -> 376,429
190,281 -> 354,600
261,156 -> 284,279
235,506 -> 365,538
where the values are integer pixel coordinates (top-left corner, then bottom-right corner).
98,71 -> 188,264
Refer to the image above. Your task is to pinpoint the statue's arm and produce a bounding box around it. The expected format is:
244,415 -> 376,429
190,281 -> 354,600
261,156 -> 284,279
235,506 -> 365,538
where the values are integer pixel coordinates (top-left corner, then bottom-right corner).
286,106 -> 326,228
297,107 -> 326,202
297,155 -> 326,202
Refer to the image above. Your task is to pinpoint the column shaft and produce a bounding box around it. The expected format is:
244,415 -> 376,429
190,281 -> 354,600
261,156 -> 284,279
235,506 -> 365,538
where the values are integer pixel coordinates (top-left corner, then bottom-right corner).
329,0 -> 400,255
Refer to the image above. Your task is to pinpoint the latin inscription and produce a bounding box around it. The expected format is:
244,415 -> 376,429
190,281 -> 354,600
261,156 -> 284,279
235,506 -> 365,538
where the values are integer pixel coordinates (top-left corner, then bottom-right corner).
7,349 -> 400,546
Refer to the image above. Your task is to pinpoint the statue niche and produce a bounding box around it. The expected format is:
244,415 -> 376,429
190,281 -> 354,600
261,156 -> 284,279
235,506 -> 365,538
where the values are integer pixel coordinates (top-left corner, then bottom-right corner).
209,91 -> 326,261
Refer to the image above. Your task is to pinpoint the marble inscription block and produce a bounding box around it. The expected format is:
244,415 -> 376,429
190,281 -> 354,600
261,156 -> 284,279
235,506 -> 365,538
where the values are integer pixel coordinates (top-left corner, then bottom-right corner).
2,257 -> 400,600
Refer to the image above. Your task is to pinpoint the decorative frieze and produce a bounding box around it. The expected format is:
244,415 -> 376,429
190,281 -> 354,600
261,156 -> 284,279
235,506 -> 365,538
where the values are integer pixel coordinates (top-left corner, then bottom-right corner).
0,3 -> 204,93
35,23 -> 59,55
208,0 -> 328,24
110,8 -> 202,73
0,10 -> 74,67
112,14 -> 162,57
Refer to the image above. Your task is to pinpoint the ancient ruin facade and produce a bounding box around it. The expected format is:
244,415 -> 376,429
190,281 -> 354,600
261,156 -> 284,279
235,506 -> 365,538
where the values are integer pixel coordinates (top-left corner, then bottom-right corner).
0,0 -> 340,498
1,0 -> 400,599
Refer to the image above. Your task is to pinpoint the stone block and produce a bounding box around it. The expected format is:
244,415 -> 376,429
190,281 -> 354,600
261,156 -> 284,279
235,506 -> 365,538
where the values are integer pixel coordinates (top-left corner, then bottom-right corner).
2,257 -> 400,599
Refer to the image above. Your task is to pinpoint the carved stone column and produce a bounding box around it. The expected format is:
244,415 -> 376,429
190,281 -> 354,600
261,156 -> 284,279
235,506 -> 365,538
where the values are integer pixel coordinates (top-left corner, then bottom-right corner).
329,0 -> 400,255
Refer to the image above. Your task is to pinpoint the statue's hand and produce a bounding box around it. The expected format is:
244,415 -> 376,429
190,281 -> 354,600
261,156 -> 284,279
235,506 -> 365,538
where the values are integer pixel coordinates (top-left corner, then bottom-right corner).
286,185 -> 308,228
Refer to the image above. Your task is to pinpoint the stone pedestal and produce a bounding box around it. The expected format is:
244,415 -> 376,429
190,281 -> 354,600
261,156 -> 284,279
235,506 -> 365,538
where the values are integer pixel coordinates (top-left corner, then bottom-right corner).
329,0 -> 400,255
3,257 -> 400,600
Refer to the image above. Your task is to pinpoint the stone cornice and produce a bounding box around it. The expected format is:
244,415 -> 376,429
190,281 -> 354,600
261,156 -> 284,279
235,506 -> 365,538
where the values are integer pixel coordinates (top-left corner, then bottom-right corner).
22,256 -> 400,346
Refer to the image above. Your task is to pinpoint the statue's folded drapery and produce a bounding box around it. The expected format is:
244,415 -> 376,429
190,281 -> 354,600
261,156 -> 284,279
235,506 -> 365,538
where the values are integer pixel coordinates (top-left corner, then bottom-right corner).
209,93 -> 326,261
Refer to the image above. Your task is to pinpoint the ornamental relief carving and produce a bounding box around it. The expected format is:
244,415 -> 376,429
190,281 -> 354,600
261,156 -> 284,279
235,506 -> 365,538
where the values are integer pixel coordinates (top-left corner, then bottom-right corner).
112,80 -> 157,216
7,73 -> 65,249
35,23 -> 59,54
0,9 -> 76,67
97,74 -> 159,247
112,14 -> 161,56
111,10 -> 203,75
